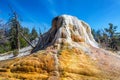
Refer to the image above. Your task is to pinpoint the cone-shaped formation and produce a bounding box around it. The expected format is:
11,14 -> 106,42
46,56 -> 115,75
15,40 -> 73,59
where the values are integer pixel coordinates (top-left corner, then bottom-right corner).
32,15 -> 98,52
1,15 -> 120,80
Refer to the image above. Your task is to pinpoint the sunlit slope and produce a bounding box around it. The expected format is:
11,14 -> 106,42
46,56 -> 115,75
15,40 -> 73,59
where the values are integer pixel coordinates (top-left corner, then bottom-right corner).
0,47 -> 120,80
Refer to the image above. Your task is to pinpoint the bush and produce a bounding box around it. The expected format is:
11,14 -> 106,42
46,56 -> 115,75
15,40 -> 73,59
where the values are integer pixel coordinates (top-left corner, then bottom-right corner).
13,49 -> 19,57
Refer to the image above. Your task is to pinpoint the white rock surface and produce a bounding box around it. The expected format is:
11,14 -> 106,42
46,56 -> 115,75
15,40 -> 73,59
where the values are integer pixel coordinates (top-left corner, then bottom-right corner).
56,15 -> 98,48
33,14 -> 99,52
0,37 -> 39,61
0,53 -> 14,61
0,46 -> 32,61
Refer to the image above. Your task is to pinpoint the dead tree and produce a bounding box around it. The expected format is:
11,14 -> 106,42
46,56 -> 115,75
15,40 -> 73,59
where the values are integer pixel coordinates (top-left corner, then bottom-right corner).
14,13 -> 20,51
8,5 -> 20,54
19,31 -> 35,48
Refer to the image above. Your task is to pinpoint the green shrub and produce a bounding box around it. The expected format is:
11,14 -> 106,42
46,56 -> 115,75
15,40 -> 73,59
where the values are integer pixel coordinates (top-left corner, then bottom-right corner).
13,49 -> 19,57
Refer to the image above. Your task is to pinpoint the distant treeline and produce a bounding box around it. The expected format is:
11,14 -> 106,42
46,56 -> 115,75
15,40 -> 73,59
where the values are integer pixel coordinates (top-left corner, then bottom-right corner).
0,12 -> 38,54
92,23 -> 120,51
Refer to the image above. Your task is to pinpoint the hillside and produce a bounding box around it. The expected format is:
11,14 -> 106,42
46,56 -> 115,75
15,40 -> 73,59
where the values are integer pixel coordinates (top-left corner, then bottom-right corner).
0,15 -> 120,80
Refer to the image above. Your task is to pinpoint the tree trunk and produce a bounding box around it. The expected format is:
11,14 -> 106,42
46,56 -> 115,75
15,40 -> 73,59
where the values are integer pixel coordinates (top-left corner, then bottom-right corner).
20,32 -> 35,48
16,23 -> 20,53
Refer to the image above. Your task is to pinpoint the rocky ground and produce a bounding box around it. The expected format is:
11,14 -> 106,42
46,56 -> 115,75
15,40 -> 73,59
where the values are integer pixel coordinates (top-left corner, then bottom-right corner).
0,46 -> 120,80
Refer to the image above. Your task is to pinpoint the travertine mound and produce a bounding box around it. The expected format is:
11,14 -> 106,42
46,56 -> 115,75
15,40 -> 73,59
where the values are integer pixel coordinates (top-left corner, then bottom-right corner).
0,15 -> 120,80
32,15 -> 98,52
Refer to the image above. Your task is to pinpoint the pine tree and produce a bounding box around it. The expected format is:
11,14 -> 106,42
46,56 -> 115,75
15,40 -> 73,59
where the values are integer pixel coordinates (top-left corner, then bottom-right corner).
30,27 -> 38,41
8,12 -> 20,51
19,27 -> 30,48
104,23 -> 118,50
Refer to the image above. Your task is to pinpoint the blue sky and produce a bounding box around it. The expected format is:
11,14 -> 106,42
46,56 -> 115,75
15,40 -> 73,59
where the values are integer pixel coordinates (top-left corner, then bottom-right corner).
0,0 -> 120,32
